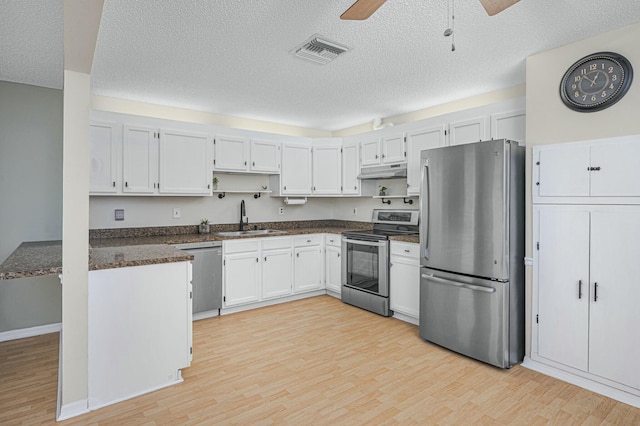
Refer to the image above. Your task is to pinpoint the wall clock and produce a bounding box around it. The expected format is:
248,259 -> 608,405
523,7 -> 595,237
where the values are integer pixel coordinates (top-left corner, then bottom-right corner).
559,52 -> 633,112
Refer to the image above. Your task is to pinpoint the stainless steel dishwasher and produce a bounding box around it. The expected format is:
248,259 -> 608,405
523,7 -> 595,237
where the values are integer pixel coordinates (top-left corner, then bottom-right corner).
173,241 -> 222,318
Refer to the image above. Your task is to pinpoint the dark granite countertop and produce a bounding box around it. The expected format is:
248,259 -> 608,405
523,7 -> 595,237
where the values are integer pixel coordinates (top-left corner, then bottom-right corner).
0,241 -> 63,280
1,221 -> 375,280
388,235 -> 420,244
0,241 -> 194,280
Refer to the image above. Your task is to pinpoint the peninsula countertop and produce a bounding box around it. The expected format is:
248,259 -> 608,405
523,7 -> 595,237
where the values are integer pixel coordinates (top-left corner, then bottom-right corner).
0,241 -> 193,280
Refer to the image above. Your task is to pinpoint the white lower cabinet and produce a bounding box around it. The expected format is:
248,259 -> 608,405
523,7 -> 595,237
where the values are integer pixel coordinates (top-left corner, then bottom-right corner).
533,205 -> 640,395
294,235 -> 324,293
223,235 -> 330,309
389,241 -> 420,320
261,238 -> 293,300
223,251 -> 261,307
324,234 -> 342,294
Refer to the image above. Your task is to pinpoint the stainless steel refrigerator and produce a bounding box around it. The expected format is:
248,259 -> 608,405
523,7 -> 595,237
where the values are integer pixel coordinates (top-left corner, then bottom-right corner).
419,139 -> 525,368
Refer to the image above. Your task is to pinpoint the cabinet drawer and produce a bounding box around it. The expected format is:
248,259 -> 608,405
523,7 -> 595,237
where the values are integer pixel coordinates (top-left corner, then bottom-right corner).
261,236 -> 292,251
390,242 -> 419,258
294,235 -> 322,247
324,234 -> 341,247
223,239 -> 260,254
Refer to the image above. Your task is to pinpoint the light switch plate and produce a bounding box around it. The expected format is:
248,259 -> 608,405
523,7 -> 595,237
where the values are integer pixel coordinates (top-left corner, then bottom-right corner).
115,209 -> 124,221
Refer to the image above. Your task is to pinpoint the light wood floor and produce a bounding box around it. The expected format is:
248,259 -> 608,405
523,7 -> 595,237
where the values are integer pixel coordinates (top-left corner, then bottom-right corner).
2,295 -> 640,425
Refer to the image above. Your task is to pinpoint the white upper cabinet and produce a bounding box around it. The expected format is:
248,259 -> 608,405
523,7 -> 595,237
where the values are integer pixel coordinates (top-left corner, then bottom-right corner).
360,134 -> 406,166
213,135 -> 250,172
491,110 -> 526,143
360,137 -> 382,166
122,125 -> 158,194
250,139 -> 280,173
90,121 -> 120,194
449,116 -> 489,146
382,134 -> 406,163
406,125 -> 446,196
312,143 -> 342,195
342,141 -> 360,195
214,136 -> 280,174
159,129 -> 212,195
534,135 -> 640,201
280,142 -> 312,195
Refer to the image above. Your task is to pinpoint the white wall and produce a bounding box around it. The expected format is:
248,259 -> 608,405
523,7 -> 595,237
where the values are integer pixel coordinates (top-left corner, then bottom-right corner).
0,81 -> 63,262
0,81 -> 63,333
524,21 -> 640,356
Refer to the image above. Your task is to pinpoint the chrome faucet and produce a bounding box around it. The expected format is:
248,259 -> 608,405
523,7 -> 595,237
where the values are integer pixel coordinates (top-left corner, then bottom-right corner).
240,200 -> 248,231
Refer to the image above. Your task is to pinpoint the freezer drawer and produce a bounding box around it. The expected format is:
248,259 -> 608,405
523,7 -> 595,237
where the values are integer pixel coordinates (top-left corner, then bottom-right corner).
419,268 -> 512,368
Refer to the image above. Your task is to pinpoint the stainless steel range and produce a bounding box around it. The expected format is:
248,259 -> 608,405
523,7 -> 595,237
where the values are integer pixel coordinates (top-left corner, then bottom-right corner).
342,209 -> 419,316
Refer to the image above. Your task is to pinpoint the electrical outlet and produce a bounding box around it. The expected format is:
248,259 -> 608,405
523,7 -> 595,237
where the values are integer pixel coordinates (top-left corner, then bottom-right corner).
353,208 -> 358,215
173,207 -> 181,219
115,209 -> 124,221
279,207 -> 284,215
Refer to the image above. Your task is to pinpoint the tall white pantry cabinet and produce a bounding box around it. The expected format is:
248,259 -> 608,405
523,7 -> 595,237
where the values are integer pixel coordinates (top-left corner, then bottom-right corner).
529,134 -> 640,407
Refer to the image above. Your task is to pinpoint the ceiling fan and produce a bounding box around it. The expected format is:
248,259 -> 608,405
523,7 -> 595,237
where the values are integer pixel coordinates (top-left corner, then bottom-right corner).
340,0 -> 520,20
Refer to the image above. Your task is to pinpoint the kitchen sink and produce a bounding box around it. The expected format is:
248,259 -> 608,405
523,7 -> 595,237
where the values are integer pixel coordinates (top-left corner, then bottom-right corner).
216,229 -> 288,237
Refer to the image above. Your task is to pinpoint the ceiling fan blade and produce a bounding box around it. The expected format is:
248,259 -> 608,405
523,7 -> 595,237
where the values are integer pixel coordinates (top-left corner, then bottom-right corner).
479,0 -> 521,16
340,0 -> 387,20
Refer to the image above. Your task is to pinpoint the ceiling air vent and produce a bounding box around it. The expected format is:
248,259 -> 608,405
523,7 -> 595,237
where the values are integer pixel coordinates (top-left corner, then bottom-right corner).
290,34 -> 351,65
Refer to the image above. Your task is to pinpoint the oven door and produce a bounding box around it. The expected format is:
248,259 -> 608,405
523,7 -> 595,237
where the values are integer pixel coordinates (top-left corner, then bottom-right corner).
341,237 -> 389,297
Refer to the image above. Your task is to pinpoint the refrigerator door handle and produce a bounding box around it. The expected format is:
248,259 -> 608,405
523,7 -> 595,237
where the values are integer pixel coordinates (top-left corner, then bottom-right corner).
422,160 -> 430,259
421,274 -> 496,294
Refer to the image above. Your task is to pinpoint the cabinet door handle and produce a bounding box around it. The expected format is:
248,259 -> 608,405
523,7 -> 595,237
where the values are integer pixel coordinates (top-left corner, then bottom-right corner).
404,249 -> 410,253
337,253 -> 340,257
264,256 -> 267,262
284,185 -> 287,190
594,282 -> 598,302
296,253 -> 299,258
125,181 -> 129,188
253,161 -> 255,166
245,161 -> 247,166
354,185 -> 357,190
112,181 -> 116,187
578,280 -> 583,299
256,258 -> 259,263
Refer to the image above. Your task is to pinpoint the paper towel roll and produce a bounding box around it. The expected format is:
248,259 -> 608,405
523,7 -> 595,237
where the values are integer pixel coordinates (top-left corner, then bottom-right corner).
284,197 -> 307,205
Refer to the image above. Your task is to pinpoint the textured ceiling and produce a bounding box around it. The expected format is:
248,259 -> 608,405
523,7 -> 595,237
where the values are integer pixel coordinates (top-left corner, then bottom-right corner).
2,1 -> 640,131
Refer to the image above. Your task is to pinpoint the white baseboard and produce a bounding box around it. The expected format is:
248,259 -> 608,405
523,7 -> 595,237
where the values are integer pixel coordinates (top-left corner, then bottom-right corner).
88,375 -> 184,411
221,290 -> 326,315
522,357 -> 640,409
57,398 -> 89,421
392,311 -> 419,325
326,289 -> 341,299
193,309 -> 219,321
0,322 -> 61,342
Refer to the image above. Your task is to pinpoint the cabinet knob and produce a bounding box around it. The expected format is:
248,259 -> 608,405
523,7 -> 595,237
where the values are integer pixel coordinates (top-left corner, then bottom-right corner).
404,249 -> 410,253
337,253 -> 340,258
296,253 -> 299,258
112,181 -> 116,187
264,256 -> 267,262
125,182 -> 129,188
354,186 -> 357,190
245,161 -> 247,166
253,162 -> 255,166
307,239 -> 311,243
375,154 -> 379,159
284,185 -> 287,190
256,258 -> 259,263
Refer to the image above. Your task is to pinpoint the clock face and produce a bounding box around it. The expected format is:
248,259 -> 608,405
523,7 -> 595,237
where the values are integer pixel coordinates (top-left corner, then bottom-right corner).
560,52 -> 633,112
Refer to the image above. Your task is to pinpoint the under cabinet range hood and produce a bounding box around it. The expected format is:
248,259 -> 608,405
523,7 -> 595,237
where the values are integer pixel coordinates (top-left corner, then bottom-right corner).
357,163 -> 407,179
